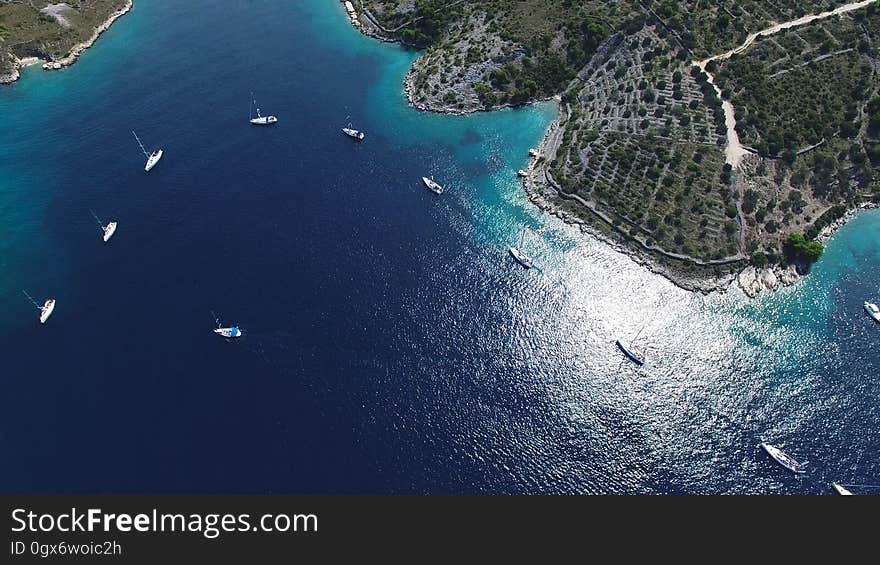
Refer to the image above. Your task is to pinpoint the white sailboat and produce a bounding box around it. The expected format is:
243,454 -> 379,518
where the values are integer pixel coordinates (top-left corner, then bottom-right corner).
865,301 -> 880,323
132,130 -> 163,171
615,339 -> 645,365
508,228 -> 535,269
90,209 -> 117,242
832,482 -> 854,496
215,326 -> 242,338
760,442 -> 806,474
23,290 -> 55,324
617,319 -> 648,366
249,92 -> 278,125
342,116 -> 365,140
212,311 -> 242,339
422,175 -> 443,195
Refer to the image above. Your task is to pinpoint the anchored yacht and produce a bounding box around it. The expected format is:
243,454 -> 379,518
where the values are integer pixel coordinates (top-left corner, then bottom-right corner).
760,442 -> 805,474
102,222 -> 117,242
249,93 -> 278,125
342,125 -> 365,140
23,290 -> 55,324
616,339 -> 645,365
422,176 -> 443,195
865,301 -> 880,323
40,299 -> 56,324
508,229 -> 535,269
132,130 -> 163,171
832,482 -> 854,495
214,326 -> 243,338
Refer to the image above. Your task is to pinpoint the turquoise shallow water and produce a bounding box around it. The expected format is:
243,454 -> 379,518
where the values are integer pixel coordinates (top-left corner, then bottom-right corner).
0,1 -> 877,493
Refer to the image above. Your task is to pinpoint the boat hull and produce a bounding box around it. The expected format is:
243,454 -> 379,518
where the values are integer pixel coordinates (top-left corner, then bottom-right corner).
832,482 -> 853,495
103,222 -> 117,242
214,327 -> 242,338
40,299 -> 55,324
145,149 -> 163,172
616,339 -> 645,365
760,442 -> 804,474
865,302 -> 880,322
508,246 -> 534,269
342,128 -> 365,140
422,177 -> 443,194
250,116 -> 278,125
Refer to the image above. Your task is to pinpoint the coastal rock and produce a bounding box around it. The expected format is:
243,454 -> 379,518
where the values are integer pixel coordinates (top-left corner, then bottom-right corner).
0,69 -> 19,84
737,266 -> 762,298
759,268 -> 778,291
779,264 -> 800,285
4,0 -> 133,82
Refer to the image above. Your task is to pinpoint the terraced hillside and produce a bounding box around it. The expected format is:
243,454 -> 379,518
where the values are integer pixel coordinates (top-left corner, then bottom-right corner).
547,27 -> 739,263
641,0 -> 868,57
353,1 -> 880,289
713,4 -> 880,262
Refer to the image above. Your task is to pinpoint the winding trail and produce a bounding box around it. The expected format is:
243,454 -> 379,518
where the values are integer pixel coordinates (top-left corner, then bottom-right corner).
692,0 -> 879,167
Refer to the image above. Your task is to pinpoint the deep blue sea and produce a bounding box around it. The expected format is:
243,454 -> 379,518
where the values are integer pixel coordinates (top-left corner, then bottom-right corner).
0,0 -> 878,494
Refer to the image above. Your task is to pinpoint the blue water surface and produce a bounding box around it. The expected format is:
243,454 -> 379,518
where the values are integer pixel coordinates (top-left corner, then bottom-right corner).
0,0 -> 877,494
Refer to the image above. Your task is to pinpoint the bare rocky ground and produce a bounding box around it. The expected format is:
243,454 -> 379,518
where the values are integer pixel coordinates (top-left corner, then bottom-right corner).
40,4 -> 74,28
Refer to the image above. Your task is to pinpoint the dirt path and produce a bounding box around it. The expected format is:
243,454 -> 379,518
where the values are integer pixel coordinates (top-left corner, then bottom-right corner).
693,0 -> 879,167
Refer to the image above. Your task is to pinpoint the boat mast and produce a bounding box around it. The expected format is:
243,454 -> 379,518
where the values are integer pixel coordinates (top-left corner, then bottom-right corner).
89,209 -> 104,228
251,92 -> 261,119
519,228 -> 525,250
131,130 -> 149,158
21,290 -> 41,310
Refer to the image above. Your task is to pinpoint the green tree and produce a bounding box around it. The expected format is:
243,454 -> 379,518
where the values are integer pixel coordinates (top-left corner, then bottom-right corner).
783,233 -> 824,263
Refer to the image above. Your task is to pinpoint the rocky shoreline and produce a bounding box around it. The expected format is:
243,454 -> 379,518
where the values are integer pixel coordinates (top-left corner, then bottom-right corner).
401,62 -> 557,116
514,91 -> 880,298
522,112 -> 740,294
735,201 -> 879,297
342,3 -> 877,298
0,0 -> 133,85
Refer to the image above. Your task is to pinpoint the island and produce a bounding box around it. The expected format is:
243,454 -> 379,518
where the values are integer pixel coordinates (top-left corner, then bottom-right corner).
348,0 -> 880,295
0,0 -> 132,84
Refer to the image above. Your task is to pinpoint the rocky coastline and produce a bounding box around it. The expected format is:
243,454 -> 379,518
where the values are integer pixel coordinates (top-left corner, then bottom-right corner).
734,201 -> 879,297
522,111 -> 740,294
0,0 -> 133,85
341,2 -> 878,298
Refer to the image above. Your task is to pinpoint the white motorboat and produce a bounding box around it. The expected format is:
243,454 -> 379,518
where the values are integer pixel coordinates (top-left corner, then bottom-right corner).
342,126 -> 365,140
422,176 -> 443,195
132,130 -> 163,171
832,482 -> 854,495
249,92 -> 278,125
214,326 -> 242,339
616,339 -> 645,365
40,299 -> 55,324
103,221 -> 117,242
517,169 -> 528,177
865,301 -> 880,323
508,229 -> 534,269
760,442 -> 805,474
